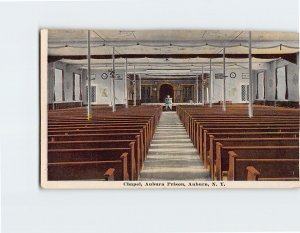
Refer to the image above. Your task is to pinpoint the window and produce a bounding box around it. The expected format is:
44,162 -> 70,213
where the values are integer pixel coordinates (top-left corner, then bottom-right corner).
241,84 -> 249,102
73,73 -> 82,101
141,85 -> 151,103
54,68 -> 64,101
257,72 -> 265,100
182,85 -> 193,103
276,66 -> 288,100
85,86 -> 96,103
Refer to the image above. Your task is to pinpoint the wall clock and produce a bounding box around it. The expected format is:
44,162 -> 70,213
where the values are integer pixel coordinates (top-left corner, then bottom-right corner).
101,73 -> 108,79
230,72 -> 236,78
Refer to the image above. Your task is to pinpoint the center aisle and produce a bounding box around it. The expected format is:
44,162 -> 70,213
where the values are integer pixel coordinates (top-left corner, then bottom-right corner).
139,111 -> 210,181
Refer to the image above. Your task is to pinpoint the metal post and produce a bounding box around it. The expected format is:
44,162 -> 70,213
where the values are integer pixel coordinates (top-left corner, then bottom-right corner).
223,48 -> 226,111
80,69 -> 83,107
112,47 -> 116,112
209,58 -> 212,107
133,65 -> 137,106
196,75 -> 199,103
124,58 -> 128,108
248,31 -> 253,118
202,64 -> 205,104
87,30 -> 92,120
139,75 -> 142,101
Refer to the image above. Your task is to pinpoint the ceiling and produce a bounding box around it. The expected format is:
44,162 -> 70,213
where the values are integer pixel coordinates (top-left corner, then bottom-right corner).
47,29 -> 299,75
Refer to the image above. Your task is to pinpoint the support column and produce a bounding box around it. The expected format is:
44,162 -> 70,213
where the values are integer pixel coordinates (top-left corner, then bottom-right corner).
87,30 -> 92,120
201,64 -> 205,104
124,58 -> 128,108
196,75 -> 199,103
222,48 -> 226,111
133,65 -> 137,106
111,47 -> 116,112
248,31 -> 253,118
80,69 -> 83,107
209,58 -> 213,107
139,75 -> 142,102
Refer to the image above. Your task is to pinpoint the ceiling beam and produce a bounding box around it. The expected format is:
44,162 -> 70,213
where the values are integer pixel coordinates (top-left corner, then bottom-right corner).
48,53 -> 298,64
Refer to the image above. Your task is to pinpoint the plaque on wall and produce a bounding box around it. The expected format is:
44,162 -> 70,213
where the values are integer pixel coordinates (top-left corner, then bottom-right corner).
215,73 -> 223,79
242,73 -> 249,79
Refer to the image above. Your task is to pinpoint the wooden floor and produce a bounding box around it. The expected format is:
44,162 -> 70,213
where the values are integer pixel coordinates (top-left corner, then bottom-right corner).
139,112 -> 210,181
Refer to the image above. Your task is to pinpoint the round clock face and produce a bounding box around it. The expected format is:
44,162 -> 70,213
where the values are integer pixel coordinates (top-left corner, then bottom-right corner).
101,73 -> 108,79
230,72 -> 236,78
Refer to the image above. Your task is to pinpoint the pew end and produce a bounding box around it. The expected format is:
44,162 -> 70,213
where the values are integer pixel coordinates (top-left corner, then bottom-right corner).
120,152 -> 130,180
104,168 -> 115,181
247,166 -> 261,181
227,151 -> 238,181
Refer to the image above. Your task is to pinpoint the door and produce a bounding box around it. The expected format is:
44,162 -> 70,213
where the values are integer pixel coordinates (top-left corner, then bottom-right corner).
159,84 -> 174,103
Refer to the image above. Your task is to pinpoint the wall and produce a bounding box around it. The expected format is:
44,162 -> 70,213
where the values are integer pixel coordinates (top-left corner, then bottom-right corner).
48,61 -> 83,103
254,56 -> 299,102
140,68 -> 259,104
212,68 -> 254,103
49,58 -> 299,106
140,78 -> 198,103
48,63 -> 128,106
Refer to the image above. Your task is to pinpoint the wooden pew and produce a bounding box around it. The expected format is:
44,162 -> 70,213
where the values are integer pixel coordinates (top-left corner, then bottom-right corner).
48,128 -> 148,150
176,105 -> 299,182
192,119 -> 299,144
48,147 -> 137,180
215,145 -> 299,180
47,105 -> 162,182
49,163 -> 119,181
247,166 -> 299,181
48,152 -> 130,181
199,126 -> 299,159
206,133 -> 299,169
48,140 -> 143,177
48,121 -> 152,145
49,132 -> 145,162
227,151 -> 299,181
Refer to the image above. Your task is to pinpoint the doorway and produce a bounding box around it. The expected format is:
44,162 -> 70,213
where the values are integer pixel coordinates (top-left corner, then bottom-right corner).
159,84 -> 174,103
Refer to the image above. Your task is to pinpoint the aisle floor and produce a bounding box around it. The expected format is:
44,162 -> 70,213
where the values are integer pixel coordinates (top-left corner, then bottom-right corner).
139,112 -> 210,181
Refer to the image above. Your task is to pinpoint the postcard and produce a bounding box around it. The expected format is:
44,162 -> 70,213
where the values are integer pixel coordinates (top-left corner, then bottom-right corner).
40,29 -> 299,189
